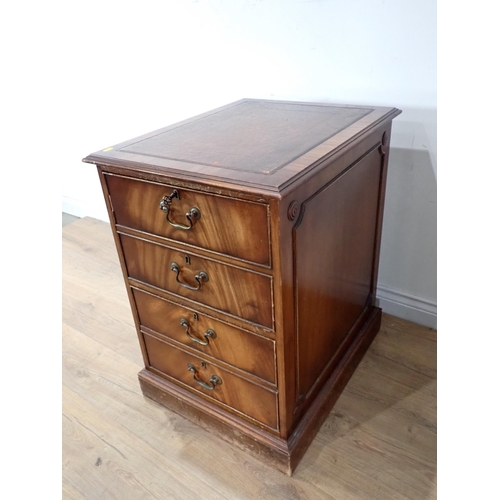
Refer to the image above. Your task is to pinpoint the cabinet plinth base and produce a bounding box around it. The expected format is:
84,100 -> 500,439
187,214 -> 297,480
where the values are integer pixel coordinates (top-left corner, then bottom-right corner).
138,306 -> 382,475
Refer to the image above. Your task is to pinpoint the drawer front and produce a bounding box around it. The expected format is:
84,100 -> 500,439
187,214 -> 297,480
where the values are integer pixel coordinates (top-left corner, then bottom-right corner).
121,234 -> 273,329
133,288 -> 276,383
106,174 -> 270,266
143,332 -> 278,429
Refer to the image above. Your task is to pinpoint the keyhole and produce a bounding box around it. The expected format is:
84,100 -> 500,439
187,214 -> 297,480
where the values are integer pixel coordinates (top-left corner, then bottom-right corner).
201,361 -> 207,369
185,255 -> 191,265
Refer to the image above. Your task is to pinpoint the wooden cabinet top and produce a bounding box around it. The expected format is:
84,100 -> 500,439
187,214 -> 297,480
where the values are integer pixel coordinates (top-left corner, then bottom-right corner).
83,99 -> 400,193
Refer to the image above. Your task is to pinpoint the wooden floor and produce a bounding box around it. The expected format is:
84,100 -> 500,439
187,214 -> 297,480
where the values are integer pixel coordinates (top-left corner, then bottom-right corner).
62,217 -> 437,500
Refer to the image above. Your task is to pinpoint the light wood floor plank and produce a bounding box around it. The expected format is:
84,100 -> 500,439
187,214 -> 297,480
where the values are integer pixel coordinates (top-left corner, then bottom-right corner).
62,278 -> 140,365
62,479 -> 88,500
63,322 -> 333,499
63,385 -> 226,500
63,217 -> 437,499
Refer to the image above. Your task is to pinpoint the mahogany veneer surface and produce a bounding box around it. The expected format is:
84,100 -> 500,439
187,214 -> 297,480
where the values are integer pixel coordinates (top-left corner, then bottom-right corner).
106,174 -> 271,265
132,288 -> 276,384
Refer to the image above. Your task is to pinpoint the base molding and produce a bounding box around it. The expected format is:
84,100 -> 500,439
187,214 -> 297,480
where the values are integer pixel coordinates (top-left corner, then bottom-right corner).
286,306 -> 381,471
138,370 -> 292,473
139,306 -> 382,475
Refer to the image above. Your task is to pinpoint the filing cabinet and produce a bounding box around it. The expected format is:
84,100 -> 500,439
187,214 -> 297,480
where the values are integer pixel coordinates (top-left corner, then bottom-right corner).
83,98 -> 401,474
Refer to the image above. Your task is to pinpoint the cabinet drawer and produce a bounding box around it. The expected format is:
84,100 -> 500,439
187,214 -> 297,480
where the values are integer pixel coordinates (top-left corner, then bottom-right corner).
133,288 -> 276,383
106,174 -> 270,266
121,234 -> 273,329
143,332 -> 278,429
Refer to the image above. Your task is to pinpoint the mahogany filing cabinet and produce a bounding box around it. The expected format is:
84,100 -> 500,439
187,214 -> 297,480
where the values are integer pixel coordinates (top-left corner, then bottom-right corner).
83,99 -> 401,475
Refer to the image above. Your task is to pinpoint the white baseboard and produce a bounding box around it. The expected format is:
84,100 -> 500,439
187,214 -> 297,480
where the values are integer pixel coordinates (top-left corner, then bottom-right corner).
62,196 -> 109,222
376,283 -> 437,329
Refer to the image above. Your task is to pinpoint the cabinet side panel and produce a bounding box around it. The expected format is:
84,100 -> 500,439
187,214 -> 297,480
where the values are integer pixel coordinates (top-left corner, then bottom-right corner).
294,148 -> 382,403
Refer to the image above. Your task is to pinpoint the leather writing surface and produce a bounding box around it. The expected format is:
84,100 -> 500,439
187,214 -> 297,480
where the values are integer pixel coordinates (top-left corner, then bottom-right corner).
120,101 -> 372,174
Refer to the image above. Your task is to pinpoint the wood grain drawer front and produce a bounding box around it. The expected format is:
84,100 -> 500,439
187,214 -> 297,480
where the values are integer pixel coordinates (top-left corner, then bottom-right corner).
121,234 -> 273,329
143,333 -> 278,429
132,289 -> 276,384
105,174 -> 270,266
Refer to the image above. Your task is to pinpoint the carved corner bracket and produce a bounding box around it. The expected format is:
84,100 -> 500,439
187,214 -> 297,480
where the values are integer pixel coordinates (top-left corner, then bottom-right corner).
379,131 -> 389,156
287,201 -> 300,221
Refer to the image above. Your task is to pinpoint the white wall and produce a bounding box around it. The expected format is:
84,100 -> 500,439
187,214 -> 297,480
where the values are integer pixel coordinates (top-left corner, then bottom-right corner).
63,0 -> 436,327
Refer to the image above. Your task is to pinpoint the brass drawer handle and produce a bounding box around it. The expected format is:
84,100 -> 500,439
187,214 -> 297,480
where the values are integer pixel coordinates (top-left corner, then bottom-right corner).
187,363 -> 222,390
180,318 -> 216,346
170,262 -> 209,291
159,189 -> 200,230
